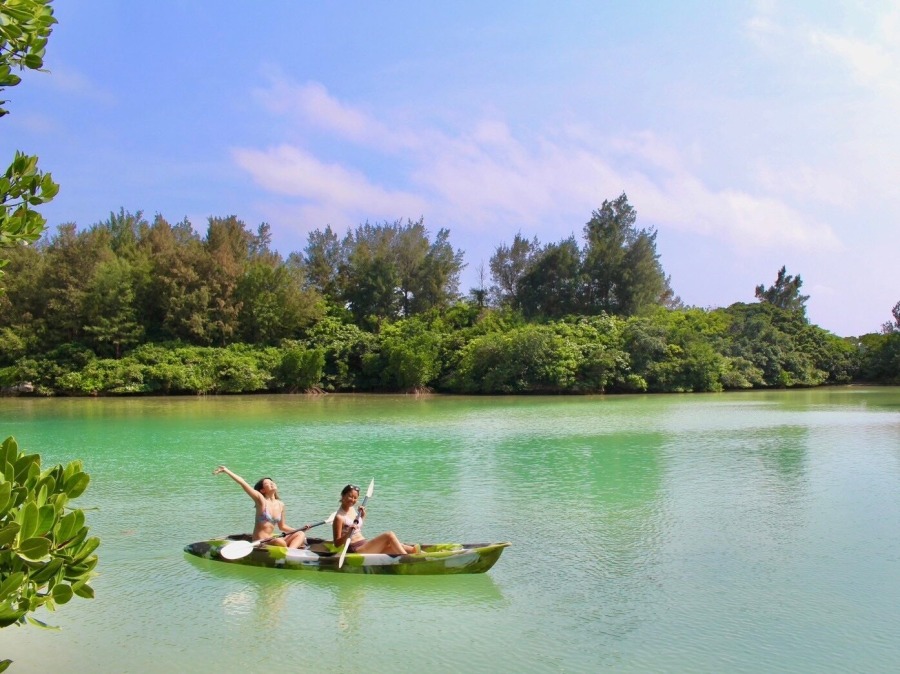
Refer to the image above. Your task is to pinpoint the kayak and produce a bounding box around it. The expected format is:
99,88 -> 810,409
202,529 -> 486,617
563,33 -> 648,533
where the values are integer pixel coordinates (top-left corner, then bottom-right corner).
183,536 -> 510,575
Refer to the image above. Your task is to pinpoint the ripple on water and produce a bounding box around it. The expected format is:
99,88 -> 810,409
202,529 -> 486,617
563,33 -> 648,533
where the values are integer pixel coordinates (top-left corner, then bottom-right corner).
2,390 -> 900,673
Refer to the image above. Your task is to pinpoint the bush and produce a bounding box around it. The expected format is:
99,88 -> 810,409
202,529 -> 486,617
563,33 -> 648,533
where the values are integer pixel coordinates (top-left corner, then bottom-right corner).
277,345 -> 325,391
0,437 -> 98,644
455,324 -> 579,393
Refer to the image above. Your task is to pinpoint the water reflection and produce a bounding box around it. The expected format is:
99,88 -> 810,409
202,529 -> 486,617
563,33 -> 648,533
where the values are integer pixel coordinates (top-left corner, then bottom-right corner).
478,415 -> 667,647
323,574 -> 507,639
183,554 -> 292,630
184,552 -> 506,636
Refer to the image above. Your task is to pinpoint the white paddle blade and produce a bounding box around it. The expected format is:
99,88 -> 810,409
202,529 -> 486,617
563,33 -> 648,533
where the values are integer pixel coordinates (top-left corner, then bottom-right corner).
219,540 -> 254,560
337,539 -> 351,568
365,479 -> 374,499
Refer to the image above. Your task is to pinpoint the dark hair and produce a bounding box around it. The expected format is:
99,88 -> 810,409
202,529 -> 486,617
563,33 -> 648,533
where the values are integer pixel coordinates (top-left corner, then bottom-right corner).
254,477 -> 279,499
341,484 -> 360,497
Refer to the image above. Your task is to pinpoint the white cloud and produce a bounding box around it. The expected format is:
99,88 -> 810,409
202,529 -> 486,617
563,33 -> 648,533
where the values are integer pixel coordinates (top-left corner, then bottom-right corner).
231,144 -> 427,219
256,79 -> 371,140
253,75 -> 418,152
807,28 -> 895,89
234,80 -> 841,254
624,164 -> 841,251
746,2 -> 900,96
738,2 -> 900,219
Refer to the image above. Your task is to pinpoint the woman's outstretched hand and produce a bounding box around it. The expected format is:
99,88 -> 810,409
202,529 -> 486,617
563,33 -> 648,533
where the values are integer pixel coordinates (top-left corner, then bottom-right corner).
213,465 -> 226,476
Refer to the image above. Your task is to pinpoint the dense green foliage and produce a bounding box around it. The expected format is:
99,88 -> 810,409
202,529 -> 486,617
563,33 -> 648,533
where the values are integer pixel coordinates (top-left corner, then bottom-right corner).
0,437 -> 98,670
755,265 -> 810,316
304,218 -> 465,329
0,0 -> 58,283
0,291 -> 886,394
852,300 -> 900,385
0,198 -> 896,394
487,194 -> 677,319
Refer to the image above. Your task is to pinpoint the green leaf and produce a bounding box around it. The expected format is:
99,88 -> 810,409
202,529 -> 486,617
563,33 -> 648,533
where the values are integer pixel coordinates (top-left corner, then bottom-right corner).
9,486 -> 27,510
17,537 -> 51,562
51,584 -> 73,605
0,437 -> 17,470
24,615 -> 60,630
65,472 -> 90,498
41,173 -> 59,199
35,504 -> 57,536
63,459 -> 82,483
0,72 -> 22,87
29,558 -> 63,584
1,21 -> 24,39
0,572 -> 25,602
17,500 -> 38,540
0,481 -> 11,516
22,53 -> 43,70
0,600 -> 26,627
54,510 -> 81,543
0,522 -> 20,547
36,482 -> 49,506
72,536 -> 100,563
58,525 -> 87,551
72,582 -> 95,599
13,453 -> 39,483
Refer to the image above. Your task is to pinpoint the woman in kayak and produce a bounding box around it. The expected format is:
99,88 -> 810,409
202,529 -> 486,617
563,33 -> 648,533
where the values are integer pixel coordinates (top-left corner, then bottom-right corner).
333,483 -> 418,554
213,465 -> 308,549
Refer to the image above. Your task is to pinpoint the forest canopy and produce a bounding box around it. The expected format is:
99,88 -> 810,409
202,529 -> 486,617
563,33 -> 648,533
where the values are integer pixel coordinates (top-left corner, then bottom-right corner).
0,194 -> 895,396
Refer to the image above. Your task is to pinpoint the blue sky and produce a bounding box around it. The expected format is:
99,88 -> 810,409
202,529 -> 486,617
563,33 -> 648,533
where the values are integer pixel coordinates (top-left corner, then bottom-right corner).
3,0 -> 898,337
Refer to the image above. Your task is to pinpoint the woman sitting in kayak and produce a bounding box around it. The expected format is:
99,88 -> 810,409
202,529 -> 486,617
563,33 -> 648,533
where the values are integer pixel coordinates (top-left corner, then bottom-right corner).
333,483 -> 418,555
213,465 -> 308,549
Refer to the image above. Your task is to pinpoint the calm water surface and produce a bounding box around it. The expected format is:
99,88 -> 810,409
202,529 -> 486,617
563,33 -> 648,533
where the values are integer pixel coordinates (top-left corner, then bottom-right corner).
1,388 -> 898,673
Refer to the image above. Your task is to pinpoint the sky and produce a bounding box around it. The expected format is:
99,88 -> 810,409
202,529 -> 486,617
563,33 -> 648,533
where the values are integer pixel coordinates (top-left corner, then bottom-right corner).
2,0 -> 898,337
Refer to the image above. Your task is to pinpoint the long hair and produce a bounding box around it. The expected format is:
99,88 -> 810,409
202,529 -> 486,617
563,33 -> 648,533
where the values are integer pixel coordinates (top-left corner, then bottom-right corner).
253,477 -> 280,500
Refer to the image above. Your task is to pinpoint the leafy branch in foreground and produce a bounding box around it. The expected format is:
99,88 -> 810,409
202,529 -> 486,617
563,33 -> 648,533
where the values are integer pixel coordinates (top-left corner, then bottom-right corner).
0,436 -> 98,671
0,0 -> 59,282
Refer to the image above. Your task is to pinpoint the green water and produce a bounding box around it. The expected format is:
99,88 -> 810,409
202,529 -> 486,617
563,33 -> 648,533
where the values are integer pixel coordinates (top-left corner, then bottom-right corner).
1,389 -> 898,673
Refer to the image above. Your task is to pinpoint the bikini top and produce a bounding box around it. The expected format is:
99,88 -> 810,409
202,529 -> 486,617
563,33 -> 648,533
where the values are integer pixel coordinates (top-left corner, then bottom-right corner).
258,503 -> 283,525
339,511 -> 363,535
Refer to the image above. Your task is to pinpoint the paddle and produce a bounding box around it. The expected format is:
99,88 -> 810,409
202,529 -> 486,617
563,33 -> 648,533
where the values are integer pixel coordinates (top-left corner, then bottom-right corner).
338,478 -> 374,569
220,512 -> 336,560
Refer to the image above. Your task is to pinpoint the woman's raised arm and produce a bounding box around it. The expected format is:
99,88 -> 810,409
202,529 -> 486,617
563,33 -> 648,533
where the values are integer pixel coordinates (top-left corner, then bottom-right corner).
213,465 -> 262,504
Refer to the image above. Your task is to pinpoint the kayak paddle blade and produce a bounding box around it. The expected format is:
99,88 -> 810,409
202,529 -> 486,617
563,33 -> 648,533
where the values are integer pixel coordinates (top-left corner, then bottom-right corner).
219,540 -> 254,560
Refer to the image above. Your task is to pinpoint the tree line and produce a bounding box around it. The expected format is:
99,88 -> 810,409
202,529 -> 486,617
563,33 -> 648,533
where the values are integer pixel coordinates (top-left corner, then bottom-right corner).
0,199 -> 897,395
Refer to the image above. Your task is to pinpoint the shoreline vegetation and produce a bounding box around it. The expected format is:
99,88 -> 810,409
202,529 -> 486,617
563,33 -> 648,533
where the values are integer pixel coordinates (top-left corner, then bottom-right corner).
1,206 -> 898,397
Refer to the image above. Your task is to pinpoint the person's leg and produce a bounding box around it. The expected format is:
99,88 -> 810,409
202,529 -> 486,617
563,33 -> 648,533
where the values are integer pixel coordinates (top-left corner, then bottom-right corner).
285,531 -> 307,549
357,532 -> 406,554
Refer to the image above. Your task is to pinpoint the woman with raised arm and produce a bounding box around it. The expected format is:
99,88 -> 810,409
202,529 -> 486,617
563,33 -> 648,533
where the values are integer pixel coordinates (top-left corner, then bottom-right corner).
213,465 -> 308,549
332,484 -> 418,555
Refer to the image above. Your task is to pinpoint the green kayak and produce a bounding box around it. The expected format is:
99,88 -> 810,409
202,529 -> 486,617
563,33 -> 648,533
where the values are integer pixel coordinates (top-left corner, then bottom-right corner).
183,536 -> 509,575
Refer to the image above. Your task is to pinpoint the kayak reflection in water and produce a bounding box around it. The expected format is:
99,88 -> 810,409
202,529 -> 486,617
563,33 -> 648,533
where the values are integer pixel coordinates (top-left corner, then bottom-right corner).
213,465 -> 309,549
333,484 -> 418,555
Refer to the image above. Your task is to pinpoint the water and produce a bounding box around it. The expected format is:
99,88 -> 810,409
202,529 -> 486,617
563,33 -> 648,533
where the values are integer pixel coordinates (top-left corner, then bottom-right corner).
0,388 -> 898,673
